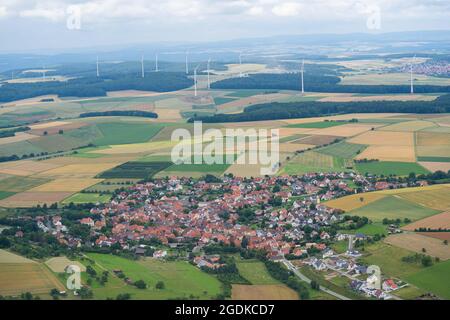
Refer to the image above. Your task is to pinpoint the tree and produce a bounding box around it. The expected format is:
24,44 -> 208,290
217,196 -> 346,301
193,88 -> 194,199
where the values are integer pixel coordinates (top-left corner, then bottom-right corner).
116,293 -> 131,300
310,280 -> 320,290
156,281 -> 165,290
50,288 -> 60,300
134,280 -> 147,289
421,255 -> 433,267
58,129 -> 64,135
444,240 -> 448,245
78,287 -> 93,299
43,131 -> 48,136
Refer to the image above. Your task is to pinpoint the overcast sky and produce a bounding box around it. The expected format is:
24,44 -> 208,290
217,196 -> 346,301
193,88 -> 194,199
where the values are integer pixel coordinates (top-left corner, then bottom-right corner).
0,0 -> 449,53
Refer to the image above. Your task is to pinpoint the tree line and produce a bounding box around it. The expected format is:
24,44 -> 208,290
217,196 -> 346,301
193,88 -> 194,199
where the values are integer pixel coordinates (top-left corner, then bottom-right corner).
79,110 -> 158,119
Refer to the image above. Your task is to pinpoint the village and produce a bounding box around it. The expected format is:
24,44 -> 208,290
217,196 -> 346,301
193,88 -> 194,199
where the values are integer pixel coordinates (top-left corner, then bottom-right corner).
10,171 -> 429,299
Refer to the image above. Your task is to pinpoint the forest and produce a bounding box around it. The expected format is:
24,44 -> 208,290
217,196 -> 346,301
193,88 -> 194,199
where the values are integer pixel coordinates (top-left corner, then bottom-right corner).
191,94 -> 450,123
211,73 -> 450,94
0,72 -> 193,102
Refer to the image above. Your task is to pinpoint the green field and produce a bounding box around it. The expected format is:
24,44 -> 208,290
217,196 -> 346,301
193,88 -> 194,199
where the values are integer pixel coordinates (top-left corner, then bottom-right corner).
94,122 -> 164,146
360,242 -> 425,279
62,193 -> 111,204
0,176 -> 49,192
349,196 -> 441,222
236,260 -> 280,285
339,222 -> 387,236
406,260 -> 450,299
318,142 -> 367,159
355,161 -> 430,176
0,191 -> 15,200
287,121 -> 347,129
99,162 -> 173,179
165,163 -> 231,174
84,253 -> 222,300
417,156 -> 450,162
214,97 -> 237,105
281,151 -> 348,175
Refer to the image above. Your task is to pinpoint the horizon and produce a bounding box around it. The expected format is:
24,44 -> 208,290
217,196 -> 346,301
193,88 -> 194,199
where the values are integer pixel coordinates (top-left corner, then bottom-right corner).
1,0 -> 449,53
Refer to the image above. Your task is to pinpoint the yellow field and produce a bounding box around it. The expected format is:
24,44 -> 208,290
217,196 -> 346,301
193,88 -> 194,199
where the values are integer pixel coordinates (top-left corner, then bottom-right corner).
397,186 -> 450,211
153,108 -> 182,121
279,143 -> 314,153
45,256 -> 86,273
30,121 -> 71,130
355,145 -> 416,162
92,141 -> 176,155
0,249 -> 36,264
308,124 -> 381,137
0,263 -> 65,296
35,163 -> 120,178
0,192 -> 73,207
377,184 -> 450,195
385,233 -> 450,260
349,131 -> 414,146
379,121 -> 436,132
29,178 -> 103,192
232,284 -> 298,300
417,132 -> 450,146
0,160 -> 63,177
325,192 -> 386,212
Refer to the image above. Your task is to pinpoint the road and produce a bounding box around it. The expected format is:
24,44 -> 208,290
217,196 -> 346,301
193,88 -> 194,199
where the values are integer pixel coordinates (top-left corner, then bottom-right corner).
282,259 -> 352,300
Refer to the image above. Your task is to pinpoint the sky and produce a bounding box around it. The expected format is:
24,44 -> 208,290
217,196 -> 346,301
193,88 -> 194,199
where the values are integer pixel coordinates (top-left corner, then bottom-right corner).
0,0 -> 449,52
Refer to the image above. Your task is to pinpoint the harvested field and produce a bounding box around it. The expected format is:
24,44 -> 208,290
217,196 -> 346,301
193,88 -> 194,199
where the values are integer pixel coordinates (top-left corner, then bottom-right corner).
0,132 -> 39,145
318,93 -> 437,102
0,160 -> 62,175
92,141 -> 176,155
379,120 -> 436,132
325,192 -> 386,212
355,146 -> 416,162
349,131 -> 414,146
232,284 -> 298,300
29,122 -> 87,136
308,124 -> 379,137
153,108 -> 182,121
0,263 -> 64,296
35,163 -> 120,178
0,249 -> 36,264
30,121 -> 70,130
403,211 -> 450,231
385,233 -> 450,260
417,132 -> 450,146
29,178 -> 102,192
397,187 -> 450,211
297,135 -> 340,146
418,232 -> 450,241
0,192 -> 74,208
419,162 -> 450,173
45,256 -> 86,273
279,128 -> 314,137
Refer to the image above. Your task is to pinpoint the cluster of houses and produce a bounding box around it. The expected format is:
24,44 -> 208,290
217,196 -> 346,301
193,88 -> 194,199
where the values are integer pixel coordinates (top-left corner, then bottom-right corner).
73,173 -> 372,258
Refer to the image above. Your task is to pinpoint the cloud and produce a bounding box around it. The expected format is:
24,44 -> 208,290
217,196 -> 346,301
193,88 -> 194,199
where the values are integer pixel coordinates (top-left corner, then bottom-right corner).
271,2 -> 303,17
0,7 -> 7,18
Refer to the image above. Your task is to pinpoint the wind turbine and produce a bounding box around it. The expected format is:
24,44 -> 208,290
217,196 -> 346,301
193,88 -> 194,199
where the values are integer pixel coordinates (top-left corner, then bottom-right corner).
185,51 -> 189,74
410,55 -> 416,94
239,53 -> 243,78
96,56 -> 100,78
194,65 -> 200,97
207,58 -> 211,90
155,54 -> 159,72
141,55 -> 145,78
300,59 -> 305,95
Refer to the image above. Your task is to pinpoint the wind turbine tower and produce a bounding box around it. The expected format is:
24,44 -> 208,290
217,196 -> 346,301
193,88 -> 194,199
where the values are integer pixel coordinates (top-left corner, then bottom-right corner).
410,56 -> 416,94
301,59 -> 305,95
155,54 -> 159,72
194,66 -> 199,97
207,58 -> 211,90
141,55 -> 145,78
185,51 -> 189,74
239,53 -> 243,78
96,56 -> 100,78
